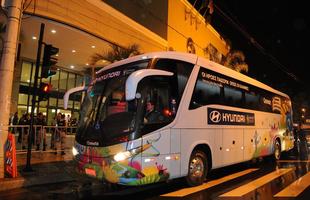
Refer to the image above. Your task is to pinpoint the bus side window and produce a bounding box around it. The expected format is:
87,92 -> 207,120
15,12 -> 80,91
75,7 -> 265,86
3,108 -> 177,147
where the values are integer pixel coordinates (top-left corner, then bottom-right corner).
190,77 -> 221,109
223,86 -> 242,107
245,91 -> 259,110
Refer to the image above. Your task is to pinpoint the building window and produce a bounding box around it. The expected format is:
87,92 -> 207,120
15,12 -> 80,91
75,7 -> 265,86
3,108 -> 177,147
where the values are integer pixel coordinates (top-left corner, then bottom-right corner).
68,74 -> 76,89
17,60 -> 84,125
59,71 -> 68,91
51,70 -> 60,90
20,62 -> 32,85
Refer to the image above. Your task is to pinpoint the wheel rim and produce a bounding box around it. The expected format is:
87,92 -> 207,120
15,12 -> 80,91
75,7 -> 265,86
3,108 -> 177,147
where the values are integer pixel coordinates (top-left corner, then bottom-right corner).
189,156 -> 204,179
275,141 -> 280,160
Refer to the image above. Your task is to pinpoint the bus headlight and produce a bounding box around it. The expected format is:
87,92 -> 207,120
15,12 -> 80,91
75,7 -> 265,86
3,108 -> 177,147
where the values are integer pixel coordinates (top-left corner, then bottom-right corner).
114,151 -> 131,161
72,146 -> 79,156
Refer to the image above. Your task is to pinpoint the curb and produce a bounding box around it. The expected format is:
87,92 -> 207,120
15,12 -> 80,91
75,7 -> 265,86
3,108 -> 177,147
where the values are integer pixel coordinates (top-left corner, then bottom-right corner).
0,177 -> 25,192
0,161 -> 76,192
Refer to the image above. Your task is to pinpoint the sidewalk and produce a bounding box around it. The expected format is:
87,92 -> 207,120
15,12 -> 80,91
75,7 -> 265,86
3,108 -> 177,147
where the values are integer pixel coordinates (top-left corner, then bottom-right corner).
0,150 -> 77,192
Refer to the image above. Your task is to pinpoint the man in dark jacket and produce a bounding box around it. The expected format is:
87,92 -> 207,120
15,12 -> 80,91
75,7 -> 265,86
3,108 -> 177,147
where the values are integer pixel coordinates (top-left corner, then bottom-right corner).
19,113 -> 30,149
55,113 -> 66,155
35,112 -> 47,151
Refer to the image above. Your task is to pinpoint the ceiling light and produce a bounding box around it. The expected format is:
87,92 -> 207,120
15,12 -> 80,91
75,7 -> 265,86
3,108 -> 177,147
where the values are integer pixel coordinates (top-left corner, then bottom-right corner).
91,45 -> 96,48
72,50 -> 76,53
32,36 -> 37,40
55,54 -> 59,57
70,65 -> 75,69
51,29 -> 56,34
86,63 -> 89,66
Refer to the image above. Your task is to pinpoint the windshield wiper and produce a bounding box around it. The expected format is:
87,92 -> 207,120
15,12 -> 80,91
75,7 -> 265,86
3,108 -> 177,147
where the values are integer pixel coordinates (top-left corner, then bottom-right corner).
94,83 -> 107,122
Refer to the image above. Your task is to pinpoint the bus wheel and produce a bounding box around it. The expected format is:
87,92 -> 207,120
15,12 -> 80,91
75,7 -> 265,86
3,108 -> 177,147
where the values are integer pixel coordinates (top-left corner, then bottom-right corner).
274,139 -> 281,160
186,150 -> 208,186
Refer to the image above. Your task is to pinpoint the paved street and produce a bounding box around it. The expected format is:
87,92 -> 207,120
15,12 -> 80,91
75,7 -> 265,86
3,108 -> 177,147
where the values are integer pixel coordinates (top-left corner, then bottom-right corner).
0,130 -> 309,199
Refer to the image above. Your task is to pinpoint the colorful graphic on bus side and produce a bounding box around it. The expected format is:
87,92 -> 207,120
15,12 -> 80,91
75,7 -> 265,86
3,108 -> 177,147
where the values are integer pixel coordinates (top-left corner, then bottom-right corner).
74,140 -> 169,186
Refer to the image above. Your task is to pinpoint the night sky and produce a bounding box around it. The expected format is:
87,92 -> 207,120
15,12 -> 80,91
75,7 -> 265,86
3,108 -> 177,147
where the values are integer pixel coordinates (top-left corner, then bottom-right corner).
209,0 -> 310,97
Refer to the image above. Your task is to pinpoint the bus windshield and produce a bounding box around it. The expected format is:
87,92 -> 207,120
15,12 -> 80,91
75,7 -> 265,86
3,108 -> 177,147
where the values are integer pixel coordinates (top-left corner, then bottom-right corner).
76,58 -> 195,146
76,61 -> 149,146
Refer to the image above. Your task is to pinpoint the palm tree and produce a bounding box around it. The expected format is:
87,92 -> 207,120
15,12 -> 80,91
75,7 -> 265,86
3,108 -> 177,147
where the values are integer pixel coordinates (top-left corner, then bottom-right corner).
223,50 -> 248,73
87,43 -> 141,79
90,43 -> 141,65
204,44 -> 222,64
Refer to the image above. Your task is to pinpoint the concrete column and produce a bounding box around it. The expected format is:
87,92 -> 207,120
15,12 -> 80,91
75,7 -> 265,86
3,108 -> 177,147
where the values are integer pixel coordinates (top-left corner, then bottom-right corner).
10,58 -> 22,114
0,0 -> 22,178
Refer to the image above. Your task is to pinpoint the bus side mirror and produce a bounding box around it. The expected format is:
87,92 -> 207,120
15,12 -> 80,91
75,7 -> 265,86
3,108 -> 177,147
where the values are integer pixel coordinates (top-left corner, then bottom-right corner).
64,86 -> 87,109
125,69 -> 173,101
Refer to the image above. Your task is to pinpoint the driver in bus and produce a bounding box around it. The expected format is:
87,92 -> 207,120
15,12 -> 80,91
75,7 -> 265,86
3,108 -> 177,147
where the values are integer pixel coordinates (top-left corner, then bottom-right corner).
144,100 -> 164,123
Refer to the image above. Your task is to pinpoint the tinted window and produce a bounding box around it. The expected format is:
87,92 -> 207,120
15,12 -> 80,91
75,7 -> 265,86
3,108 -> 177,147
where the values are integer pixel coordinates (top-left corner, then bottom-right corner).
245,91 -> 259,110
190,79 -> 221,109
224,86 -> 242,107
189,67 -> 289,114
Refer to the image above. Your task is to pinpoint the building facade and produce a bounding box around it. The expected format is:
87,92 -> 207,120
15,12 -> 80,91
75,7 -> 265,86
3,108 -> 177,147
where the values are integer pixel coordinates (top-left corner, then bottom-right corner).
9,0 -> 229,124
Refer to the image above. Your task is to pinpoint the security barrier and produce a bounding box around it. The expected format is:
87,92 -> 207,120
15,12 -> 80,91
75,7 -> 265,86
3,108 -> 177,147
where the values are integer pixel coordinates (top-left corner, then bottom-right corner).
8,125 -> 77,154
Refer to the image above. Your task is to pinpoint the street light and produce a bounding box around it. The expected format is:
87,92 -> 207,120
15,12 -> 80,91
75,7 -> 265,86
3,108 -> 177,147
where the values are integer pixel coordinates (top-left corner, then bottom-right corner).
301,108 -> 306,124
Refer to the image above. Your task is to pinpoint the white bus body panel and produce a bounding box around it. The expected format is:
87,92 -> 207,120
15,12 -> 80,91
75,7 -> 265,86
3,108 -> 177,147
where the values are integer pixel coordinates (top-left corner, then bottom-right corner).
141,128 -> 180,179
171,59 -> 292,177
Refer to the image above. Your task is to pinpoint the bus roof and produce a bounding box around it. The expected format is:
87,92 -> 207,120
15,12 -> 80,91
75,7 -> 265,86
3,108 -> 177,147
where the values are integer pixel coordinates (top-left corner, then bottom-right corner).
96,51 -> 198,75
96,51 -> 289,99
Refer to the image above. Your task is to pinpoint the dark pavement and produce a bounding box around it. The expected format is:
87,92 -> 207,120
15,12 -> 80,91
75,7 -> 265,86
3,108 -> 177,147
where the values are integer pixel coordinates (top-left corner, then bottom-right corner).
0,150 -> 75,192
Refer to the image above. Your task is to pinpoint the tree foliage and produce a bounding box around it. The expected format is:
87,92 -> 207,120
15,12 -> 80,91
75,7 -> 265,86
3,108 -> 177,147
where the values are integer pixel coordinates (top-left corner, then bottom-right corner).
223,50 -> 248,73
90,44 -> 141,65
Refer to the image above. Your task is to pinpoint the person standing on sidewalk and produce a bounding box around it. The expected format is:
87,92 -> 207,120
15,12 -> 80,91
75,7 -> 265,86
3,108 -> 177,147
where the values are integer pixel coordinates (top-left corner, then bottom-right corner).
10,112 -> 19,134
55,113 -> 66,155
35,112 -> 47,151
17,113 -> 25,144
20,113 -> 31,149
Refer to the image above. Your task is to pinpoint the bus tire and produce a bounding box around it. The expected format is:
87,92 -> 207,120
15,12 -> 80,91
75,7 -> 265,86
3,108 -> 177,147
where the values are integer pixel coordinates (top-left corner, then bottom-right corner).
274,139 -> 281,160
186,150 -> 208,186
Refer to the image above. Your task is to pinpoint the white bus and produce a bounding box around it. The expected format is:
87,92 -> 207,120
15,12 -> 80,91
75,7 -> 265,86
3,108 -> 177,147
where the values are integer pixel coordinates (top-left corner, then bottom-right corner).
65,51 -> 294,186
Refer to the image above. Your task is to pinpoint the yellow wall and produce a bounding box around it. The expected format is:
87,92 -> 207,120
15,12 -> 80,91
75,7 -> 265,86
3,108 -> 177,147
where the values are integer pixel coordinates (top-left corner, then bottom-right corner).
24,0 -> 228,57
167,0 -> 229,57
24,0 -> 168,53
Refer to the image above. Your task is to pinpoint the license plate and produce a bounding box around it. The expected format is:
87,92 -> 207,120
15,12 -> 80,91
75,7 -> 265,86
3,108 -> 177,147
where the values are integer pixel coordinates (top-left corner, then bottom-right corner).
85,168 -> 96,177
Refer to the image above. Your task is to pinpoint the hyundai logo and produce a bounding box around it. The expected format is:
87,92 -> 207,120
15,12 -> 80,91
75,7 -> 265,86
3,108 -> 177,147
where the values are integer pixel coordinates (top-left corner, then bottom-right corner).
209,110 -> 221,123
